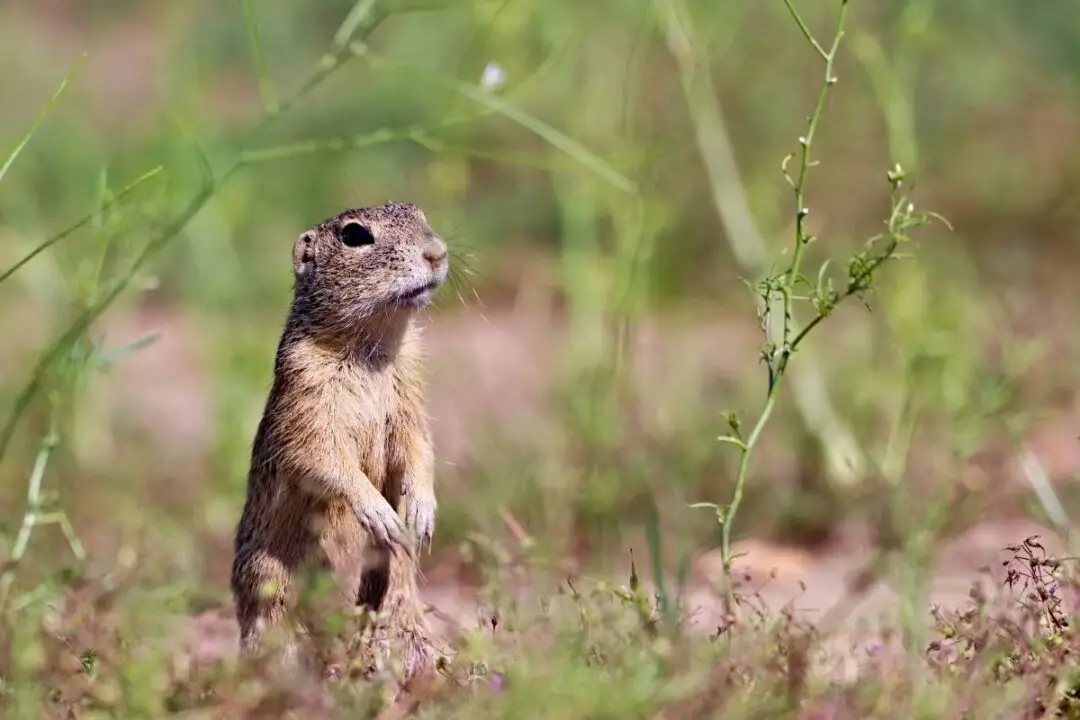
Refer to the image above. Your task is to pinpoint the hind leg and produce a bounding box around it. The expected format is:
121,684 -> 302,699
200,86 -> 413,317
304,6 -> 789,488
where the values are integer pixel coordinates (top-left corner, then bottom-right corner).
232,509 -> 320,665
322,500 -> 435,681
357,544 -> 434,682
232,548 -> 297,663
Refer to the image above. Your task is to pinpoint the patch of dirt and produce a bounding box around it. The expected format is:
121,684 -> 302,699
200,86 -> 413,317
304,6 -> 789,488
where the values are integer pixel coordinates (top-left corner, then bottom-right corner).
683,517 -> 1068,631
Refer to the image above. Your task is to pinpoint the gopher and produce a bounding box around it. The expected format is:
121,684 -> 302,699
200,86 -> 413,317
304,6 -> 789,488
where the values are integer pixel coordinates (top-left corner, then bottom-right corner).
230,202 -> 446,681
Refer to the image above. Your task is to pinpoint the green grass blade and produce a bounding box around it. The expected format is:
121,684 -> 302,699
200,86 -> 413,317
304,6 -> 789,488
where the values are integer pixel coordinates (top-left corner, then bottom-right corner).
239,0 -> 279,114
0,54 -> 86,186
331,0 -> 379,54
96,332 -> 162,370
644,497 -> 669,620
0,166 -> 164,287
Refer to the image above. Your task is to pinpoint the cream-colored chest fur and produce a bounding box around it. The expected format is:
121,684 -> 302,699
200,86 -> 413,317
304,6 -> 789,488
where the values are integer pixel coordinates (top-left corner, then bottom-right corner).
306,358 -> 399,492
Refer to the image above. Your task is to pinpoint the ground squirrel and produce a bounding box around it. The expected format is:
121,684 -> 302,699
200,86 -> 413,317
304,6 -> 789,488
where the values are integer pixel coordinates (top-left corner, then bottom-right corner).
230,202 -> 447,681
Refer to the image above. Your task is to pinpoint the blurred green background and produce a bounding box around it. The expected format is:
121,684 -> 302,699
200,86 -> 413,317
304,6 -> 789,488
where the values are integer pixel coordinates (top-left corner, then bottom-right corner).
1,0 -> 1079,602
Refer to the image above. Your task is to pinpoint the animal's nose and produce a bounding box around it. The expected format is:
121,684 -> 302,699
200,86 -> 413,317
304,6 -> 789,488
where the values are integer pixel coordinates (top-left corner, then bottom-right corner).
423,235 -> 448,268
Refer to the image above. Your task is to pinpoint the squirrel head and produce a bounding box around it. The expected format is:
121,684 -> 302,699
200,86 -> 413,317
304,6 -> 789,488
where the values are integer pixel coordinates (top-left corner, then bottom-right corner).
291,202 -> 449,331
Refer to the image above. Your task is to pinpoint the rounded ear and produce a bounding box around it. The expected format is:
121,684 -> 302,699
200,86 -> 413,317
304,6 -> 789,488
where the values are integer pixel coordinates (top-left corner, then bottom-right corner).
293,232 -> 316,277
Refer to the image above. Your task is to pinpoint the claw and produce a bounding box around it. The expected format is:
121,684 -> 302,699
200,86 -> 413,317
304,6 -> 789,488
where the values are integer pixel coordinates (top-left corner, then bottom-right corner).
403,489 -> 436,557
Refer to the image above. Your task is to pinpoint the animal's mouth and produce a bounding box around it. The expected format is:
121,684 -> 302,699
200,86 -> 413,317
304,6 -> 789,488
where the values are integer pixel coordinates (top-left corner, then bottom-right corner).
395,279 -> 441,307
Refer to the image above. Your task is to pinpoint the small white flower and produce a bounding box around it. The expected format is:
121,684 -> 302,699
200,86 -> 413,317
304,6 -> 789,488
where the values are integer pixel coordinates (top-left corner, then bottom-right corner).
480,62 -> 507,92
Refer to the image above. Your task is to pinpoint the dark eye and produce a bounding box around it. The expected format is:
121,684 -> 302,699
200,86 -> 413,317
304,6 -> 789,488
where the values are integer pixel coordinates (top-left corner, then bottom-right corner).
340,222 -> 375,247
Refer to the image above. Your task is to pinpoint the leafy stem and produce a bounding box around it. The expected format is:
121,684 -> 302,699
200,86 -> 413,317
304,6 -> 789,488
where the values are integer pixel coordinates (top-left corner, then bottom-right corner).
0,414 -> 71,610
703,0 -> 941,616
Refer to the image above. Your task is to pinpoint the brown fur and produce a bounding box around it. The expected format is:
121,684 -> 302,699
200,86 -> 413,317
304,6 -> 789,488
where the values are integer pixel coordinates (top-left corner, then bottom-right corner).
230,202 -> 446,681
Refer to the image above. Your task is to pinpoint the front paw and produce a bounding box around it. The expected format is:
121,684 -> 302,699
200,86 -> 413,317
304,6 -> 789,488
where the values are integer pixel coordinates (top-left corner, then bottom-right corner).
403,485 -> 436,553
356,496 -> 409,553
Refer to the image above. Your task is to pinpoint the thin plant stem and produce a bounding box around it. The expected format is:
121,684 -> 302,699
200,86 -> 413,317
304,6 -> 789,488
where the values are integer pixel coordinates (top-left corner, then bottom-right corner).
718,0 -> 851,614
239,0 -> 280,114
782,1 -> 829,61
781,0 -> 850,360
657,0 -> 867,491
0,427 -> 64,608
0,167 -> 164,286
0,56 -> 86,186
